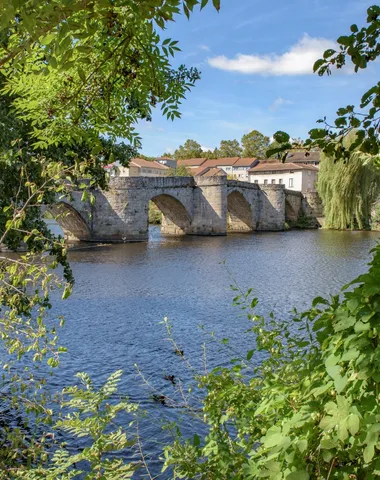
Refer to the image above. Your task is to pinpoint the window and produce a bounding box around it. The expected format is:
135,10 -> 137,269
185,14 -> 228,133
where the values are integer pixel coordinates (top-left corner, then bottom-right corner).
254,180 -> 258,184
289,178 -> 294,188
264,179 -> 268,185
271,179 -> 275,184
279,179 -> 283,184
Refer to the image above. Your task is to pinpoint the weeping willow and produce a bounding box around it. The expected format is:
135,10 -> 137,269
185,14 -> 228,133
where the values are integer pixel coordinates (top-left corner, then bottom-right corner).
318,136 -> 380,230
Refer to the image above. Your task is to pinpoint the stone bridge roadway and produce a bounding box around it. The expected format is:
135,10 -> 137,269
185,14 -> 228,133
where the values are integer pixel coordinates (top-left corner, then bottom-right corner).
50,176 -> 314,242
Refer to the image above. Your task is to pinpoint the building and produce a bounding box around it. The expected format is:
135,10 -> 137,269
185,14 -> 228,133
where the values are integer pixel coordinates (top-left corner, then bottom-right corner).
176,158 -> 208,171
285,151 -> 320,167
231,158 -> 259,180
106,158 -> 169,177
155,157 -> 177,169
248,162 -> 318,192
198,157 -> 258,180
192,166 -> 227,177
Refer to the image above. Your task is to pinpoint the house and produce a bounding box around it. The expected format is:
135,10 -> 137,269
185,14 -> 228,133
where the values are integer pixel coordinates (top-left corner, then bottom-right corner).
192,166 -> 227,177
198,157 -> 258,180
155,157 -> 177,169
231,158 -> 259,180
176,158 -> 208,171
284,151 -> 321,168
200,158 -> 240,176
106,158 -> 169,177
248,162 -> 319,192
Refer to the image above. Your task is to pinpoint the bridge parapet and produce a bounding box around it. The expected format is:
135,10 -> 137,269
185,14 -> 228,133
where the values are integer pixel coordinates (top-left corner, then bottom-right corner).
109,176 -> 195,190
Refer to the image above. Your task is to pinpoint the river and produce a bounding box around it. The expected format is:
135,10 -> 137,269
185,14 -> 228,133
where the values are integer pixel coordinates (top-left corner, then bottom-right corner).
43,226 -> 378,476
21,226 -> 380,476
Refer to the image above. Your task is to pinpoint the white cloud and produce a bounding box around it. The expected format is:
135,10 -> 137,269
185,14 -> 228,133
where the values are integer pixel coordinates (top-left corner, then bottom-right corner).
199,44 -> 210,51
201,145 -> 213,152
208,34 -> 336,76
269,97 -> 294,111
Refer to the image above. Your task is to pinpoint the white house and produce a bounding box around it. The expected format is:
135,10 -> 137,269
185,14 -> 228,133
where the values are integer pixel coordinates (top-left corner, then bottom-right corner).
248,162 -> 318,192
105,158 -> 169,177
231,158 -> 259,181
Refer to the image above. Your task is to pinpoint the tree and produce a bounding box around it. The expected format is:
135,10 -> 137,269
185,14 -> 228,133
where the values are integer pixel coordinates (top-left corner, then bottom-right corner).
174,139 -> 203,159
161,152 -> 174,159
166,165 -> 192,176
0,0 -> 218,150
0,0 -> 220,474
241,130 -> 270,158
317,132 -> 380,230
216,139 -> 242,157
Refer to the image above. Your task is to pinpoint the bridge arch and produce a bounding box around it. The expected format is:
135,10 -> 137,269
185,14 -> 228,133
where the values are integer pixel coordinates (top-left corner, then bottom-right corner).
49,202 -> 91,242
150,194 -> 192,236
227,190 -> 253,232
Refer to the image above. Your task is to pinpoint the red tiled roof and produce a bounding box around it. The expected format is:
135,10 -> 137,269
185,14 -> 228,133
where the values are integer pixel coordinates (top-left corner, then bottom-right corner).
233,157 -> 259,167
286,151 -> 320,162
248,162 -> 319,173
130,158 -> 169,169
177,158 -> 208,167
202,157 -> 240,168
201,167 -> 226,177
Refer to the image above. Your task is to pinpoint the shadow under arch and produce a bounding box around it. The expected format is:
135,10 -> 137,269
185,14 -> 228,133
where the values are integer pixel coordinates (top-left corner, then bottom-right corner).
285,197 -> 299,225
49,202 -> 91,242
227,190 -> 253,232
150,194 -> 191,236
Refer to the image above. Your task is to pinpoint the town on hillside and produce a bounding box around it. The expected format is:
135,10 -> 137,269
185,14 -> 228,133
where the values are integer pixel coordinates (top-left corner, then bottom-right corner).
105,150 -> 321,194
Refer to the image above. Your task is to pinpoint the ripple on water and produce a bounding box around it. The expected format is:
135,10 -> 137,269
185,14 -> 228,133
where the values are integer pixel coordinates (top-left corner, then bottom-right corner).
18,227 -> 380,476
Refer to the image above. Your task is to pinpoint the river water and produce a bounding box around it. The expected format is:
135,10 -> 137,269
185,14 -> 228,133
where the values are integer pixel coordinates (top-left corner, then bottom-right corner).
45,226 -> 379,475
24,227 -> 380,475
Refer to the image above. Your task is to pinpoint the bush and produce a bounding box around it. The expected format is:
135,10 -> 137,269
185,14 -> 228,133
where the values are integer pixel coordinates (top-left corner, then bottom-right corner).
164,245 -> 380,479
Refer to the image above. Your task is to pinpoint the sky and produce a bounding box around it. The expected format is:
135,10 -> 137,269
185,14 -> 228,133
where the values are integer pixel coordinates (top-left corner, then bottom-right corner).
136,0 -> 379,156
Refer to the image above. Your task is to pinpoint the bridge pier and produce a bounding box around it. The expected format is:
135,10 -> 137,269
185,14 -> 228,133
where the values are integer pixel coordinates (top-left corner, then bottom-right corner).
190,177 -> 227,236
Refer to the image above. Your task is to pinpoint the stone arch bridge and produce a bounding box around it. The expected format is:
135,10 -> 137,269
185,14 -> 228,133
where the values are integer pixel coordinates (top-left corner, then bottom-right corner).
51,177 -> 316,242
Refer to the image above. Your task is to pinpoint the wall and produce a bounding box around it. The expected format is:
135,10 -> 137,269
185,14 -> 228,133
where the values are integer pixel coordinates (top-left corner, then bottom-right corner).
284,189 -> 303,224
301,170 -> 318,192
191,176 -> 227,235
231,166 -> 250,181
249,171 -> 303,190
259,185 -> 285,230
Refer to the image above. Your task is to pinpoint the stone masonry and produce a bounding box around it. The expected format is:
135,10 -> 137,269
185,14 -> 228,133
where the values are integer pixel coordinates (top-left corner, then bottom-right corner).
54,177 -> 312,242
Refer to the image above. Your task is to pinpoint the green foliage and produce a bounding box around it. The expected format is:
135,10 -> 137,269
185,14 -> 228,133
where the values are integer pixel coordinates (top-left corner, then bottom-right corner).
216,139 -> 242,158
149,201 -> 162,224
166,165 -> 192,177
0,0 -> 219,150
317,133 -> 380,230
0,0 -> 218,474
371,202 -> 380,230
165,244 -> 380,479
272,5 -> 380,161
12,370 -> 138,479
241,130 -> 270,159
174,139 -> 204,159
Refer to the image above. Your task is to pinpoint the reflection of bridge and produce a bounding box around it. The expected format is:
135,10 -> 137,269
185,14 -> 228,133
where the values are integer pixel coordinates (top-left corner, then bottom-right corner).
51,177 -> 317,242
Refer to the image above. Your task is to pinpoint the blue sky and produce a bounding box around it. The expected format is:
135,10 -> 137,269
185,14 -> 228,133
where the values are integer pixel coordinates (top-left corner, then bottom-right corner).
137,0 -> 379,156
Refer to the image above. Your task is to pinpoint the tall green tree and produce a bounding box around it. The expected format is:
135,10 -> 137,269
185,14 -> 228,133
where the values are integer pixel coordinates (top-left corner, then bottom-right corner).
0,0 -> 220,474
0,0 -> 216,150
317,132 -> 380,230
241,130 -> 270,158
174,139 -> 203,159
216,139 -> 242,157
